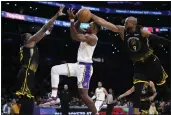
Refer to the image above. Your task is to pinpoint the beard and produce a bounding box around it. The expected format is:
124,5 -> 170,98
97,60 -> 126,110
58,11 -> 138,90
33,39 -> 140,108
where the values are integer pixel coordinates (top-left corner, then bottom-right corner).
126,27 -> 135,33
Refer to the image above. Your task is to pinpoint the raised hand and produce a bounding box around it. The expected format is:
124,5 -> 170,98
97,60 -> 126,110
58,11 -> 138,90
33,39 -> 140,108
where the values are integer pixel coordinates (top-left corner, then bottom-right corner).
67,8 -> 75,19
57,4 -> 65,16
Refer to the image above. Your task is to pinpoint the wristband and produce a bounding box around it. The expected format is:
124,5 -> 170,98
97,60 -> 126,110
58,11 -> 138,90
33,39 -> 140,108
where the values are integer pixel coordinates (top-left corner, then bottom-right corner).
45,30 -> 51,35
70,19 -> 74,22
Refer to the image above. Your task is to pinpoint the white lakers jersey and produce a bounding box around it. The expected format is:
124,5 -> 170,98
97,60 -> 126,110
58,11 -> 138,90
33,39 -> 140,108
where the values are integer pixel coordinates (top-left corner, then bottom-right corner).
95,87 -> 105,101
77,34 -> 98,63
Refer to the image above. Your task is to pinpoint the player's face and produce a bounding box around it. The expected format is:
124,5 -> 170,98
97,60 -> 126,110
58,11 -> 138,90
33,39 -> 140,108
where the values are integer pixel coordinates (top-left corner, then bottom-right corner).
109,89 -> 112,93
124,20 -> 135,33
98,82 -> 102,87
87,22 -> 94,33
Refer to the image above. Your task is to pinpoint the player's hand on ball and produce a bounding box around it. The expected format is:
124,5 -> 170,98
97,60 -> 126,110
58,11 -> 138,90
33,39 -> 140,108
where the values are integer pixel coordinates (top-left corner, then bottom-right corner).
57,4 -> 65,16
67,8 -> 75,19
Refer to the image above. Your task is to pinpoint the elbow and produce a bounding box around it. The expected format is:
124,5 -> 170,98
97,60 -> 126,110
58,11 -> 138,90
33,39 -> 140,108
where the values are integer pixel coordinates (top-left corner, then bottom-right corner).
71,35 -> 78,41
71,36 -> 76,40
155,92 -> 157,95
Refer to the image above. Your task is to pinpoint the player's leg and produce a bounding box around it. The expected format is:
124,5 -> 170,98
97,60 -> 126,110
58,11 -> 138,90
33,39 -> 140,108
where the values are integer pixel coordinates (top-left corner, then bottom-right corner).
15,68 -> 35,115
51,63 -> 77,97
140,101 -> 150,115
19,96 -> 34,115
41,63 -> 77,105
133,60 -> 149,115
148,55 -> 169,101
133,82 -> 144,115
95,101 -> 103,112
78,89 -> 97,115
95,101 -> 100,112
77,63 -> 97,115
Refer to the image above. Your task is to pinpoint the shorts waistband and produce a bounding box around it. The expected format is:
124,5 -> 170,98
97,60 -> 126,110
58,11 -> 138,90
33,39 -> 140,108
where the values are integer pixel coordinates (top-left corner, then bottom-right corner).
96,100 -> 104,101
78,62 -> 92,66
22,65 -> 37,73
135,50 -> 154,62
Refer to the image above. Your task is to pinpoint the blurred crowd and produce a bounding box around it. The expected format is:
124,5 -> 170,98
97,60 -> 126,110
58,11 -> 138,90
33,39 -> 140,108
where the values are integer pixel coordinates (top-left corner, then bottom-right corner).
2,92 -> 171,115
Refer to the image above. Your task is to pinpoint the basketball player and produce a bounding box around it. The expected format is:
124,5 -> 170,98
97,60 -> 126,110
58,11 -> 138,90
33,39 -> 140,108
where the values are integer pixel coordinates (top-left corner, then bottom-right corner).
15,5 -> 65,115
43,8 -> 101,115
92,82 -> 108,112
118,81 -> 157,114
91,14 -> 170,114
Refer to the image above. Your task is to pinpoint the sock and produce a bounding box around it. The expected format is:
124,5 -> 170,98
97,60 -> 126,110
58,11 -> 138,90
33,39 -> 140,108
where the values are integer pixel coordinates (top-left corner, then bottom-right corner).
51,89 -> 58,97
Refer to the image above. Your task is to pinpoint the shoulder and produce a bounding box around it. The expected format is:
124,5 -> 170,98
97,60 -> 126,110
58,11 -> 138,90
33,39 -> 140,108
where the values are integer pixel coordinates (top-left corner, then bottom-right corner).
140,27 -> 152,38
149,81 -> 154,87
85,33 -> 98,46
116,25 -> 125,32
86,33 -> 98,40
116,25 -> 125,40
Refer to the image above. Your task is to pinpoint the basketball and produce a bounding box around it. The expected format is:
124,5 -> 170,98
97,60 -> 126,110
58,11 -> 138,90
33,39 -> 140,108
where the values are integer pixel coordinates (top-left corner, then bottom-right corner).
77,8 -> 92,22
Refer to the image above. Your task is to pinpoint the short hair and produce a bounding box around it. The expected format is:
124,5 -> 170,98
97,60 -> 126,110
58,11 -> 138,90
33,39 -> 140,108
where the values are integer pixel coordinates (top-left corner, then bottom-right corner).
20,33 -> 31,45
125,16 -> 137,25
98,81 -> 102,84
93,22 -> 101,31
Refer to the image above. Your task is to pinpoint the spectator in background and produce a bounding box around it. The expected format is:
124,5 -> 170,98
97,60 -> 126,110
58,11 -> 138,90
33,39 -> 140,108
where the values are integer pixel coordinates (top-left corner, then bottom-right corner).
106,88 -> 116,115
2,100 -> 12,115
164,101 -> 171,114
158,101 -> 165,114
59,84 -> 72,115
11,99 -> 20,115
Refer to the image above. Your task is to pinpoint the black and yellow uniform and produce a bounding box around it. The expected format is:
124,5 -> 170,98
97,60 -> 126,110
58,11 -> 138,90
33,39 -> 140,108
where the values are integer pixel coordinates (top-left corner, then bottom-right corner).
139,82 -> 153,114
123,26 -> 168,108
16,46 -> 39,98
15,45 -> 39,115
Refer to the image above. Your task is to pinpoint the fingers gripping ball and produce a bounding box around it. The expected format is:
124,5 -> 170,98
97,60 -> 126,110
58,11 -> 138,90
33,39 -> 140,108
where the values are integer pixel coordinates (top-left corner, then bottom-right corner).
77,8 -> 92,22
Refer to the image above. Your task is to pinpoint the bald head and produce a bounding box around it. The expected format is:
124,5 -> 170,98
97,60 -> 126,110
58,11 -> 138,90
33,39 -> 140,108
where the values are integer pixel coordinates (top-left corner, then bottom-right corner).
124,16 -> 137,33
125,16 -> 137,25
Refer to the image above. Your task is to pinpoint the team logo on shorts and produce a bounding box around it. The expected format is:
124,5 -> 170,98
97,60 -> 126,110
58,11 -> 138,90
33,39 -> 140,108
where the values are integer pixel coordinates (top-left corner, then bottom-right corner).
127,37 -> 141,52
83,82 -> 88,86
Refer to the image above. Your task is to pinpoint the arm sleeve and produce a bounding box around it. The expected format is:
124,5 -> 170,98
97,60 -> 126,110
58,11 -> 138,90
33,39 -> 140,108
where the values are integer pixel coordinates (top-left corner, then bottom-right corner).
148,34 -> 171,46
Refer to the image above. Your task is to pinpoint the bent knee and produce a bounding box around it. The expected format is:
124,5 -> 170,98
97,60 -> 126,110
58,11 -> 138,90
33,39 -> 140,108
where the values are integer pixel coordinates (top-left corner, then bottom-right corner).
51,66 -> 60,74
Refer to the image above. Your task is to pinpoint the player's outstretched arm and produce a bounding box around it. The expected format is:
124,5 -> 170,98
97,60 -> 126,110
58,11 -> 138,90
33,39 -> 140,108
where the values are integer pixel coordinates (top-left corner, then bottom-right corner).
26,5 -> 65,47
118,86 -> 135,100
141,28 -> 171,46
66,8 -> 85,33
91,13 -> 121,33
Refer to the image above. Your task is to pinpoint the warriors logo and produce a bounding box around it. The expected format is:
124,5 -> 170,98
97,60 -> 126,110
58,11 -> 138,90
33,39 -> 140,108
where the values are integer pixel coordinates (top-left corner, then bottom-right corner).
127,37 -> 141,52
